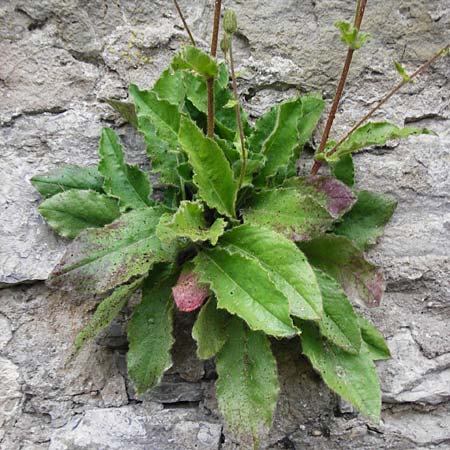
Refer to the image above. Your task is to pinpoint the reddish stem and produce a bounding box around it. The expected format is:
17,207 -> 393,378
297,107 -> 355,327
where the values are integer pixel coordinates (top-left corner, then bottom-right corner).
311,0 -> 367,175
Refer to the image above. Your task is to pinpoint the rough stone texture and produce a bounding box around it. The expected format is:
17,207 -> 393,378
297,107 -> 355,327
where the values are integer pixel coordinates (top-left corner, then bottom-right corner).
0,0 -> 449,449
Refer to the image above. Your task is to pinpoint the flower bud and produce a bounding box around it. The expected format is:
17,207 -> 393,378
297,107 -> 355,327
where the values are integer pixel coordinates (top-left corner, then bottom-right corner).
220,34 -> 231,54
223,9 -> 237,34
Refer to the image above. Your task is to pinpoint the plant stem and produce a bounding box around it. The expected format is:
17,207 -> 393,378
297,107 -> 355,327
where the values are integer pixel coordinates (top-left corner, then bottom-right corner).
325,44 -> 449,158
207,0 -> 222,138
228,42 -> 247,189
310,0 -> 367,176
173,0 -> 196,46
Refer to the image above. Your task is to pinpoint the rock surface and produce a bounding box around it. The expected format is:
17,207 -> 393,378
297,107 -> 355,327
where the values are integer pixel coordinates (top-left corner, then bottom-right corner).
1,0 -> 449,449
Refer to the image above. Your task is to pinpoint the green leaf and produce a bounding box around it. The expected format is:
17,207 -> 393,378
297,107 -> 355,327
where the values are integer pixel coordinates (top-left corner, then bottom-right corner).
250,98 -> 302,185
297,95 -> 326,147
330,153 -> 355,187
332,122 -> 434,159
301,321 -> 381,423
193,247 -> 297,338
38,190 -> 120,239
299,235 -> 385,307
178,116 -> 238,218
242,188 -> 334,241
106,99 -> 138,128
335,21 -> 372,49
48,207 -> 178,295
192,298 -> 231,359
156,200 -> 227,245
216,318 -> 279,448
220,224 -> 322,320
31,165 -> 104,198
358,316 -> 391,360
99,128 -> 152,210
183,70 -> 249,140
73,278 -> 143,354
172,45 -> 219,78
283,176 -> 356,218
334,190 -> 397,249
394,59 -> 410,82
127,269 -> 176,393
314,269 -> 361,354
129,84 -> 183,188
152,67 -> 185,107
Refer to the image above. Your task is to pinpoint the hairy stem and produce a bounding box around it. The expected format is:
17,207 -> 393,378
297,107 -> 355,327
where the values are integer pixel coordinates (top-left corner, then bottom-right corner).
228,42 -> 247,189
325,44 -> 450,158
207,0 -> 222,138
173,0 -> 196,46
311,0 -> 367,176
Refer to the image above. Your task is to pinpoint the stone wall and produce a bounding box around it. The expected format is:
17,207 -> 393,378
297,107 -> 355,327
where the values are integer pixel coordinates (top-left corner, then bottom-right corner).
1,0 -> 449,449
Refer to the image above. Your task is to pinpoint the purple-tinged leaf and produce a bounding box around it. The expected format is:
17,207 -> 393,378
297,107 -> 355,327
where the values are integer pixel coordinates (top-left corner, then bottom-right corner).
284,176 -> 356,218
299,235 -> 385,307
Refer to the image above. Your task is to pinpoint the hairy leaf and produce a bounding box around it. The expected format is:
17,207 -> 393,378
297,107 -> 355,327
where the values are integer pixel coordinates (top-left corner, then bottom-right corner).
193,247 -> 297,337
301,321 -> 381,423
314,269 -> 361,354
152,67 -> 185,107
242,188 -> 334,241
334,190 -> 397,249
216,318 -> 279,448
129,84 -> 183,188
31,165 -> 104,198
358,316 -> 391,360
284,176 -> 356,218
330,153 -> 355,187
106,99 -> 138,128
178,116 -> 238,218
172,45 -> 218,78
157,201 -> 227,245
73,278 -> 143,354
38,190 -> 120,239
394,60 -> 410,82
299,235 -> 385,307
99,128 -> 151,210
192,299 -> 231,359
48,207 -> 178,295
250,98 -> 302,185
127,270 -> 176,393
220,224 -> 323,320
331,122 -> 433,159
183,69 -> 249,140
335,21 -> 372,49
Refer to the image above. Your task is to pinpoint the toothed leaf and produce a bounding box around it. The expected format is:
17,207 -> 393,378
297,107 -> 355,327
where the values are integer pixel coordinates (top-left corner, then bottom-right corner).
178,116 -> 238,218
220,224 -> 323,320
127,270 -> 176,393
192,299 -> 231,359
334,190 -> 397,249
299,235 -> 385,307
242,188 -> 334,241
216,318 -> 279,448
99,128 -> 152,210
301,321 -> 381,423
48,207 -> 178,295
73,278 -> 143,354
314,269 -> 361,354
31,165 -> 104,198
38,190 -> 120,239
193,247 -> 297,337
156,200 -> 227,245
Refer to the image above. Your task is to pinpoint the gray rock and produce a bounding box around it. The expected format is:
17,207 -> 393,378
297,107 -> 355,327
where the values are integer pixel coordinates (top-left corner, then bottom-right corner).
48,405 -> 222,450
